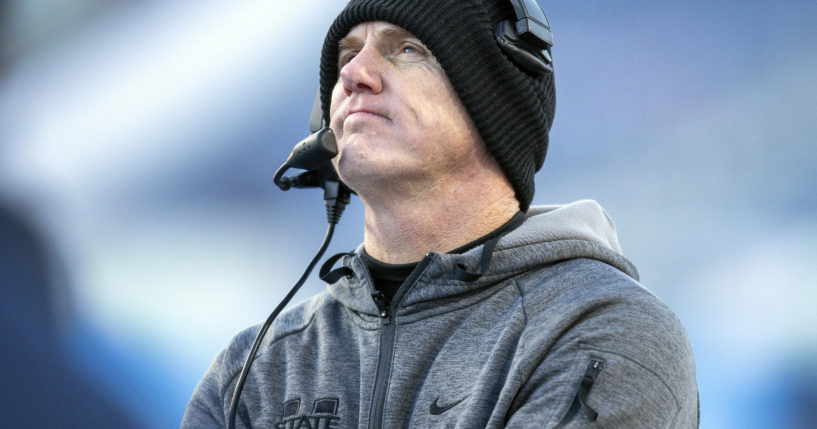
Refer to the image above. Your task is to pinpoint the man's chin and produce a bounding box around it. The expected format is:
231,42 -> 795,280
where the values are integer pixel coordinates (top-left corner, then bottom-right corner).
337,159 -> 406,188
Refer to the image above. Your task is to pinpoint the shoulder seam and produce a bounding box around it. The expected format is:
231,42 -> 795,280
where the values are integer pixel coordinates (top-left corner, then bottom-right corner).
512,277 -> 529,381
221,304 -> 320,406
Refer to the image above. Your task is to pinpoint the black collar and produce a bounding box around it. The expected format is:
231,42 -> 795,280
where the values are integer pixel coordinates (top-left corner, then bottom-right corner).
362,211 -> 525,303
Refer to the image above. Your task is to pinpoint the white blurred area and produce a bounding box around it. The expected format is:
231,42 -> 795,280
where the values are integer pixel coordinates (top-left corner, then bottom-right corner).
2,0 -> 328,337
1,1 -> 815,428
1,1 -> 352,426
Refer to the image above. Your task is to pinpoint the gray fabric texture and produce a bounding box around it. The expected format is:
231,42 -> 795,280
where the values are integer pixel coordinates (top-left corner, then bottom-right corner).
181,200 -> 698,428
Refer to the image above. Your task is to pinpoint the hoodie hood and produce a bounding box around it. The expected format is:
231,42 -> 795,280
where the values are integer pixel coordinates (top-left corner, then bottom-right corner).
491,200 -> 638,279
327,200 -> 638,319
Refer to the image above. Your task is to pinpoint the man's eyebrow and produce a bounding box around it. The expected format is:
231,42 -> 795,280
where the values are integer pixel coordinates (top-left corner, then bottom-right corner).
337,26 -> 421,53
338,35 -> 362,53
378,26 -> 419,43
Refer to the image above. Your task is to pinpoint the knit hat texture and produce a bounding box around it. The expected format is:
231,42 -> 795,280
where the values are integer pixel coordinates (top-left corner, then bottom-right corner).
320,0 -> 556,211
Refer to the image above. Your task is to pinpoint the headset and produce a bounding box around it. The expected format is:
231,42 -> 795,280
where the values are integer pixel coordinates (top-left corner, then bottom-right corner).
227,2 -> 553,427
496,0 -> 554,76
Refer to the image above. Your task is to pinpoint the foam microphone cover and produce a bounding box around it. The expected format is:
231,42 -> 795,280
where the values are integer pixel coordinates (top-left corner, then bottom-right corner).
287,128 -> 337,171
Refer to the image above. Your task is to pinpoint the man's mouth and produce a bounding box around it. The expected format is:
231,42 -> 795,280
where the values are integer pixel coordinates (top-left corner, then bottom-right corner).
347,107 -> 389,122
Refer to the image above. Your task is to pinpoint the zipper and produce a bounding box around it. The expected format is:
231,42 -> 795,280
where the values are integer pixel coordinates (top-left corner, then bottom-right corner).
555,358 -> 605,428
368,306 -> 395,429
367,256 -> 433,429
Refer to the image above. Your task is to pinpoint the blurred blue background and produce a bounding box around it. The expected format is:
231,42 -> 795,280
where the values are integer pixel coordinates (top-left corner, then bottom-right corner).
1,1 -> 815,427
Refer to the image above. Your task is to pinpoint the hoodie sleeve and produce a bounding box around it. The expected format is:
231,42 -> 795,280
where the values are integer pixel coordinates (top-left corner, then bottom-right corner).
180,350 -> 229,428
181,326 -> 260,429
505,345 -> 697,428
506,261 -> 699,428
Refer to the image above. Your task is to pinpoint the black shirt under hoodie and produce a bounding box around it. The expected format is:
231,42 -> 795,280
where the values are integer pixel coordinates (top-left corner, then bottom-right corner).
361,211 -> 525,305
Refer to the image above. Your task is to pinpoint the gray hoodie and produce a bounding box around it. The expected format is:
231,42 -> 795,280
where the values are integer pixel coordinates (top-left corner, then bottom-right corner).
182,200 -> 698,428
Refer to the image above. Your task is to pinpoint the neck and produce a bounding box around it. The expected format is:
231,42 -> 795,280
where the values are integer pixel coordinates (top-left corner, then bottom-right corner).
360,168 -> 520,264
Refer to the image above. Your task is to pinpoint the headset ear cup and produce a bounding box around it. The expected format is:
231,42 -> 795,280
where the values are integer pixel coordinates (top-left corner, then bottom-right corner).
309,90 -> 325,134
494,20 -> 553,76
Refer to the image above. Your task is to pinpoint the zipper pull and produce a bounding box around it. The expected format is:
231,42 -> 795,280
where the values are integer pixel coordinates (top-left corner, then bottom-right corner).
554,358 -> 605,428
371,292 -> 391,324
576,359 -> 604,420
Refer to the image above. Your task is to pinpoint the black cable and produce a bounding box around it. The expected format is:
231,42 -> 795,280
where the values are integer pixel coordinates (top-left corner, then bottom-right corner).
227,222 -> 336,429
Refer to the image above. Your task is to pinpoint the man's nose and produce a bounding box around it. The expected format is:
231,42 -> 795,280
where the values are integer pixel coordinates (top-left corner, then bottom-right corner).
339,47 -> 384,96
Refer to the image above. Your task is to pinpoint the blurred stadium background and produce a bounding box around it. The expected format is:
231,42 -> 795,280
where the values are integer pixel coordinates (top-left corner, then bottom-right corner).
1,1 -> 815,427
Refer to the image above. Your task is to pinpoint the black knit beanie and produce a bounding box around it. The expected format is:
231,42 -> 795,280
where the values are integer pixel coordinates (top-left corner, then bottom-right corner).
319,0 -> 556,211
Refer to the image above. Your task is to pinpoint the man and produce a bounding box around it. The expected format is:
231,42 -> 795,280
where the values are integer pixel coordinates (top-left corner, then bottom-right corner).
182,1 -> 698,428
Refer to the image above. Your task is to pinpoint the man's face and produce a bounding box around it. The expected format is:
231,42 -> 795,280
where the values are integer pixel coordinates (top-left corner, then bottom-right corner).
329,21 -> 486,194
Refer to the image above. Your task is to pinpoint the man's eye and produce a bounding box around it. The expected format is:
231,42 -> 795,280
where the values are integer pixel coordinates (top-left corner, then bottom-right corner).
401,45 -> 420,55
338,53 -> 353,68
